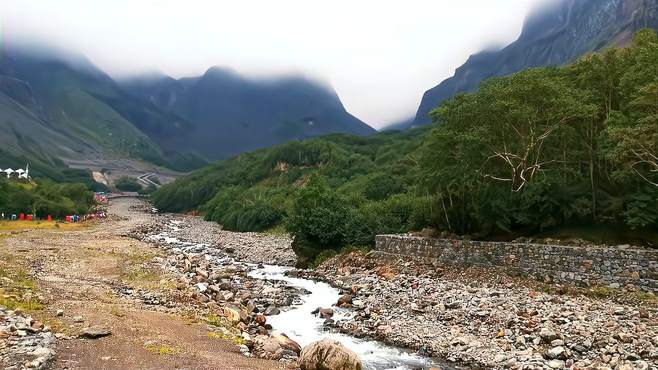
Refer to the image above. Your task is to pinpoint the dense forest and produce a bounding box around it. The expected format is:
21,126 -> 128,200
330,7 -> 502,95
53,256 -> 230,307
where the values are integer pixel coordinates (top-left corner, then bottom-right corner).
0,178 -> 95,218
152,30 -> 658,264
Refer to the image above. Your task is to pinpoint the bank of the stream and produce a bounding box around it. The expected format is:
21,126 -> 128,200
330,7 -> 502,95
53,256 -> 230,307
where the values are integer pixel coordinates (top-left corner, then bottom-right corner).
134,200 -> 658,370
136,213 -> 450,369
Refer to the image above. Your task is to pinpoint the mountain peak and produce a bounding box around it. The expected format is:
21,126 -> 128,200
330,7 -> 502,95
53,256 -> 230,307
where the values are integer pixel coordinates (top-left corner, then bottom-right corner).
412,0 -> 658,126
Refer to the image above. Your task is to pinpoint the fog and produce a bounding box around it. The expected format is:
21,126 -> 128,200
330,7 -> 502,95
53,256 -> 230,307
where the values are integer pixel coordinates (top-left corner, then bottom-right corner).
0,0 -> 552,128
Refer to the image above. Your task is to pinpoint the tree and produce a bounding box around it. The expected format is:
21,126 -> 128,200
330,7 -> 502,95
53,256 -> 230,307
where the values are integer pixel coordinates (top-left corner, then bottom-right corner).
604,30 -> 658,186
286,176 -> 349,248
114,177 -> 142,192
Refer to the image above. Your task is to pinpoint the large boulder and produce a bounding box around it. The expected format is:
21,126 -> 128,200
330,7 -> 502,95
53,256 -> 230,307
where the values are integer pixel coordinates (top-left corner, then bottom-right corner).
299,338 -> 362,370
271,330 -> 302,354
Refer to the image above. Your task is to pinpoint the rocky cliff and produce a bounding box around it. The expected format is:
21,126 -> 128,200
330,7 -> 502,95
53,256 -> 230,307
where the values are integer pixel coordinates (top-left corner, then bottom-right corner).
413,0 -> 658,126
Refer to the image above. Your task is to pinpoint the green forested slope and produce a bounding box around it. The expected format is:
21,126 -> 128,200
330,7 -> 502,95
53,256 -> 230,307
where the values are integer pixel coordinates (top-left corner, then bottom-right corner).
0,178 -> 94,218
0,47 -> 206,175
153,30 -> 658,262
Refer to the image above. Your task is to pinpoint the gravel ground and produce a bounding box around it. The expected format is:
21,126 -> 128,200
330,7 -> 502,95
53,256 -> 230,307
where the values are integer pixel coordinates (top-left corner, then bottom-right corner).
129,211 -> 297,266
0,198 -> 288,370
311,252 -> 658,370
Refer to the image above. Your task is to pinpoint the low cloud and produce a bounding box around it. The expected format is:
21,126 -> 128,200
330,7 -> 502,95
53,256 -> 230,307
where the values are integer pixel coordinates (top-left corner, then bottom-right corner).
0,0 -> 551,128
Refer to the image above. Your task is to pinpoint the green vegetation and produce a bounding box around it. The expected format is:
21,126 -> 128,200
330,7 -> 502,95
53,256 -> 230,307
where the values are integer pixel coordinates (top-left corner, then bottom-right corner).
0,178 -> 95,218
420,29 -> 658,236
153,30 -> 658,265
0,261 -> 45,312
114,176 -> 142,192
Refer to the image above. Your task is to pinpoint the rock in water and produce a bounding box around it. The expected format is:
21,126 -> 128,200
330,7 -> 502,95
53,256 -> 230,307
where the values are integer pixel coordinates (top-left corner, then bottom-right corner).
299,338 -> 363,370
337,294 -> 353,307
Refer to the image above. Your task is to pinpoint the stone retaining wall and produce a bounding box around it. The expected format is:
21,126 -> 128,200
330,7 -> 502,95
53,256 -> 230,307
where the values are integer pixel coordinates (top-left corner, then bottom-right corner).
375,235 -> 658,292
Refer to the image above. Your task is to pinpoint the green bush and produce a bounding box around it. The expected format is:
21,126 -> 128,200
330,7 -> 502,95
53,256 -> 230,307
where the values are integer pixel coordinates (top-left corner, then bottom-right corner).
0,178 -> 94,217
115,177 -> 142,192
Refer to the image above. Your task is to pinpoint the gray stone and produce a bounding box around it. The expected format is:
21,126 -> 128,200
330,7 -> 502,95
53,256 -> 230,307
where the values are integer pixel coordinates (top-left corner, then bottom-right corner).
79,326 -> 112,339
547,359 -> 565,369
546,346 -> 565,359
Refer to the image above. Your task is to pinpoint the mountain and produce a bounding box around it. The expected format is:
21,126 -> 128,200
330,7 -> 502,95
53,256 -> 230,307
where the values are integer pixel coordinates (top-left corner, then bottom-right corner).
0,44 -> 373,179
120,68 -> 375,160
0,45 -> 198,174
413,0 -> 658,126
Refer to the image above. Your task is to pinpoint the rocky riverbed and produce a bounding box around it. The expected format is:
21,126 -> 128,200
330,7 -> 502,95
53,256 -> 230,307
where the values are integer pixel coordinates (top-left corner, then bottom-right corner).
128,206 -> 658,369
310,252 -> 658,369
128,209 -> 297,267
127,212 -> 310,364
128,210 -> 448,369
6,198 -> 649,370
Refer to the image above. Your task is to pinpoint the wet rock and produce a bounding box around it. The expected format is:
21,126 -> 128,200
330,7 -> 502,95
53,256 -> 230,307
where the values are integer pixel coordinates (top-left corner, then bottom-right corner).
255,314 -> 267,326
337,294 -> 353,307
312,307 -> 334,319
299,338 -> 363,370
264,307 -> 280,316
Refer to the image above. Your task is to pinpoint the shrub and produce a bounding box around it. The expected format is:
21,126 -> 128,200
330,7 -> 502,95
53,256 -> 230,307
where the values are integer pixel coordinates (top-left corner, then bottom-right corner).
115,177 -> 142,192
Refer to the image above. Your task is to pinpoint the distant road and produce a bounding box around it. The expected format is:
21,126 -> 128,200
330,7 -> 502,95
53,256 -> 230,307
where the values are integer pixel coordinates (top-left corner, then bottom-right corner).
107,192 -> 143,199
137,173 -> 160,188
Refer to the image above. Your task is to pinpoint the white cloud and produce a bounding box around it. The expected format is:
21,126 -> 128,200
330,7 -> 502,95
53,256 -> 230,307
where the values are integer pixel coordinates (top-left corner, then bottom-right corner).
0,0 -> 550,127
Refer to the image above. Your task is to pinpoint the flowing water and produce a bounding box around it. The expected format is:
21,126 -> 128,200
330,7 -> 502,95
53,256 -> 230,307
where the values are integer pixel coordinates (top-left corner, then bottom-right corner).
249,265 -> 449,370
149,221 -> 452,370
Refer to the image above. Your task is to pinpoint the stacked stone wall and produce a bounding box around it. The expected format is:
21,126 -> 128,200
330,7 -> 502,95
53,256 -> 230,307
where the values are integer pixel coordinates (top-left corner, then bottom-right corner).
375,235 -> 658,291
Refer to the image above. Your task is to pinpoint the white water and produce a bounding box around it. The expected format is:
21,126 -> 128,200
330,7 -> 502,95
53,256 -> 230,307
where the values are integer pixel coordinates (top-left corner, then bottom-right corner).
249,265 -> 444,370
149,221 -> 447,370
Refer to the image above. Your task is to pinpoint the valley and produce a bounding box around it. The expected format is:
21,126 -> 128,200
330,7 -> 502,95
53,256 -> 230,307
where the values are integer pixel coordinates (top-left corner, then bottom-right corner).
2,198 -> 657,370
0,0 -> 657,369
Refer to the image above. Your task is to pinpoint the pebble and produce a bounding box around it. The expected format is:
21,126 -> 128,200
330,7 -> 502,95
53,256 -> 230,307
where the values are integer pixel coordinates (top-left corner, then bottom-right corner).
0,307 -> 56,369
309,252 -> 658,369
131,202 -> 658,369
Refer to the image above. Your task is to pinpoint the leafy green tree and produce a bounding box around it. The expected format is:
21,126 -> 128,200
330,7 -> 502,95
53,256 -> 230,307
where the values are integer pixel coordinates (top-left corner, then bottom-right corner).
114,177 -> 142,192
287,176 -> 349,248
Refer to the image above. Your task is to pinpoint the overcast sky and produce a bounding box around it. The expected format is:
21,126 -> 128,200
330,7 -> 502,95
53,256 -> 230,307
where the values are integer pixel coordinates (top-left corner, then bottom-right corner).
0,0 -> 550,128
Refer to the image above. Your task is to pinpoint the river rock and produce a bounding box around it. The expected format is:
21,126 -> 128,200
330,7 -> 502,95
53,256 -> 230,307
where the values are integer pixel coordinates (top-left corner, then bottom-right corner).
337,294 -> 353,307
312,307 -> 334,319
547,346 -> 566,359
264,306 -> 280,316
539,327 -> 558,342
255,314 -> 267,326
259,337 -> 282,355
299,338 -> 363,370
223,307 -> 241,324
271,330 -> 302,354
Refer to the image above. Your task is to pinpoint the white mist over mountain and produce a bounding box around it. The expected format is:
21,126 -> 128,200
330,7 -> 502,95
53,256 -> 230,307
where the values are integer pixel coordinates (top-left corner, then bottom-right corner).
0,0 -> 552,128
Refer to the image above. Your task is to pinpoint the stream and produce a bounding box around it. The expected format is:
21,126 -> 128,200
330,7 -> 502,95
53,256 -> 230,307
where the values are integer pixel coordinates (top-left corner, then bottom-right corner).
149,220 -> 450,370
249,265 -> 447,370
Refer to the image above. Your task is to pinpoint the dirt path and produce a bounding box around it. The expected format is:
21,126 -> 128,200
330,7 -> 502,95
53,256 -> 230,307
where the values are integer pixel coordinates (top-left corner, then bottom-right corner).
0,198 -> 284,369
